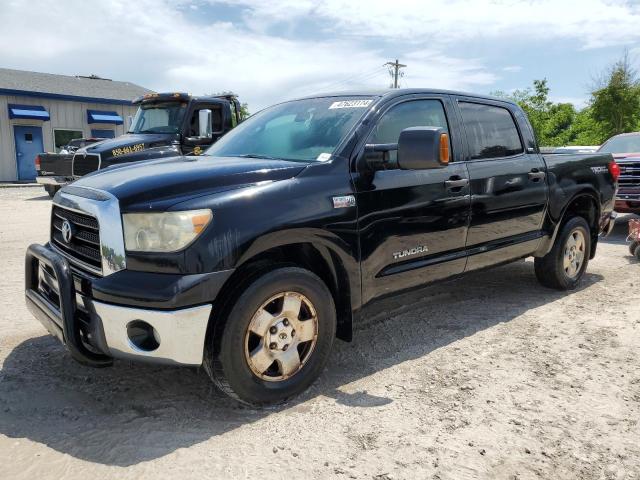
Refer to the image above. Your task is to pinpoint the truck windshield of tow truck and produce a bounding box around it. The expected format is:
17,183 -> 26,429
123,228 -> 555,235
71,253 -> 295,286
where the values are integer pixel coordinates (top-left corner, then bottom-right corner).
204,96 -> 376,162
128,101 -> 188,135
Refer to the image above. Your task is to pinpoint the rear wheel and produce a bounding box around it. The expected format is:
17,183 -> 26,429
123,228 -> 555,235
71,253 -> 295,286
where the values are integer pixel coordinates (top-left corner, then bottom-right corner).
204,267 -> 336,405
634,244 -> 640,261
629,241 -> 640,257
535,216 -> 591,290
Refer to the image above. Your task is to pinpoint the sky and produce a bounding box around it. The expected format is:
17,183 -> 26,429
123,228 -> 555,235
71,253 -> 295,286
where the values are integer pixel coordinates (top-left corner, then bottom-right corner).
2,0 -> 640,112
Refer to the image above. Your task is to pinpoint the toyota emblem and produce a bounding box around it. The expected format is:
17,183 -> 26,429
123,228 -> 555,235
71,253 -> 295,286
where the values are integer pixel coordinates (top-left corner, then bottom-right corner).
61,219 -> 73,243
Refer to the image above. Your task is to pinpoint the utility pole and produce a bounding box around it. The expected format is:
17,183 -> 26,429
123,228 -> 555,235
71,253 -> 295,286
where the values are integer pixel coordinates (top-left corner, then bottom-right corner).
384,59 -> 406,88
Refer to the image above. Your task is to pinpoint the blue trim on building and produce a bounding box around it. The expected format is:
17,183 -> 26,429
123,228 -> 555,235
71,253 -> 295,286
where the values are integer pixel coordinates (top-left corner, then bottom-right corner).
87,109 -> 123,125
8,103 -> 50,121
0,87 -> 135,105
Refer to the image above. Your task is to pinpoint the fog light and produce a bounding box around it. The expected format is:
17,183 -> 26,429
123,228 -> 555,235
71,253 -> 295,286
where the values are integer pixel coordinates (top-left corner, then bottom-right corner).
126,320 -> 160,352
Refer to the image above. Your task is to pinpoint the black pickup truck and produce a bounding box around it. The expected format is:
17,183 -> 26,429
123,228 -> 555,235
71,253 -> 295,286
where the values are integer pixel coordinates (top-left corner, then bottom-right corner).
35,92 -> 243,195
36,137 -> 106,197
25,89 -> 618,405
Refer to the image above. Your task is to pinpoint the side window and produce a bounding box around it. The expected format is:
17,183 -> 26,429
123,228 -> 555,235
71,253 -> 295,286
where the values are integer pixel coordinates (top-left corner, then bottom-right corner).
458,102 -> 523,159
368,99 -> 450,164
188,106 -> 223,137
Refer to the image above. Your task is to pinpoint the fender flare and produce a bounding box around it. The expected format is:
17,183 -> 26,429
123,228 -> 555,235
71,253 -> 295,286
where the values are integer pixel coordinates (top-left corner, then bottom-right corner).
538,189 -> 601,257
234,228 -> 361,341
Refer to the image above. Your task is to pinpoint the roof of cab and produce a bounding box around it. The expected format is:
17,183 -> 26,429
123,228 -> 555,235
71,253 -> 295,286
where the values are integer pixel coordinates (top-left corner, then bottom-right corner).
133,92 -> 237,104
293,88 -> 516,106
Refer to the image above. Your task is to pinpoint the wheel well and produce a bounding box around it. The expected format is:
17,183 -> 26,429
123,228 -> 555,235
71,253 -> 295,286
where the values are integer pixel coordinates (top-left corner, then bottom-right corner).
562,194 -> 599,258
207,243 -> 353,347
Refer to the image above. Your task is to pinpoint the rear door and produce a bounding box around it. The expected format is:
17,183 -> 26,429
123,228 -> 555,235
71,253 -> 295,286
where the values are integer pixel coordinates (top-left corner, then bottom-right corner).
454,98 -> 547,271
352,95 -> 471,305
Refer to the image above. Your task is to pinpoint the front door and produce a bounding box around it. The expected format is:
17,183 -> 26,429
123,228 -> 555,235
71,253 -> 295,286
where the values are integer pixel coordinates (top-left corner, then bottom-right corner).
14,125 -> 44,181
455,99 -> 548,271
182,102 -> 226,155
353,96 -> 471,305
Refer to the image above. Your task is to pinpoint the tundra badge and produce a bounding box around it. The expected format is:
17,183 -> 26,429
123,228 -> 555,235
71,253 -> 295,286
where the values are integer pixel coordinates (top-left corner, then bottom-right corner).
393,245 -> 429,260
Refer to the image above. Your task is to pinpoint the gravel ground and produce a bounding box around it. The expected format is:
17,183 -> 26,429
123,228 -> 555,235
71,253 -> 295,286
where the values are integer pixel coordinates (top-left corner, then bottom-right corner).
0,186 -> 639,480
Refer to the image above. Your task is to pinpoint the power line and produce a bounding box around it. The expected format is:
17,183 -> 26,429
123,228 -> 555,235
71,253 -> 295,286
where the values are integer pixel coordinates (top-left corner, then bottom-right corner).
384,59 -> 407,88
314,65 -> 387,91
299,65 -> 388,97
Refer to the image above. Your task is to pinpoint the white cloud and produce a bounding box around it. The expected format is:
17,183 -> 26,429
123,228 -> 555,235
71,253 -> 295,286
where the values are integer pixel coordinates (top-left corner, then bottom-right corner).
502,66 -> 523,73
1,0 -> 639,111
214,0 -> 640,49
0,0 -> 504,110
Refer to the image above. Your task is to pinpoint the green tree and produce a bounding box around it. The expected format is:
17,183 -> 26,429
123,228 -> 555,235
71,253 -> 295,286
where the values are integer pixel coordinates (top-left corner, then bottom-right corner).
495,79 -> 579,146
568,107 -> 605,146
493,79 -> 604,146
590,53 -> 640,139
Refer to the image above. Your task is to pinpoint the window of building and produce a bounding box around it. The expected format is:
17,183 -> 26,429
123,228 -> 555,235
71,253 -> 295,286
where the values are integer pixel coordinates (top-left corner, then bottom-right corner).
91,129 -> 116,139
458,102 -> 523,160
53,129 -> 83,153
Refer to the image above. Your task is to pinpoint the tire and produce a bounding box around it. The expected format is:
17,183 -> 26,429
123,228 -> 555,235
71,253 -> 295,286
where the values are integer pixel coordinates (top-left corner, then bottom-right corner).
204,267 -> 336,405
634,244 -> 640,261
629,241 -> 640,257
535,216 -> 591,290
44,185 -> 59,198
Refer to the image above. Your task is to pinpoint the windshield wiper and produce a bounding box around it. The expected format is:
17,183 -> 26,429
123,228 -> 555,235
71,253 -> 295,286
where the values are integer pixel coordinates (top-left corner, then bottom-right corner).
235,154 -> 280,160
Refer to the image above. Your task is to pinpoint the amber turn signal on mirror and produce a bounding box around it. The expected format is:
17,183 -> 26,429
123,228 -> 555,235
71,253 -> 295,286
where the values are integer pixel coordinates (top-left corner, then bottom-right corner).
440,133 -> 450,164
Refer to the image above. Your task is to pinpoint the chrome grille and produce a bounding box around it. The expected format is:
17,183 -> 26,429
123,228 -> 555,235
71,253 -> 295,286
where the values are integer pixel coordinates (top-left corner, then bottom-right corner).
51,205 -> 102,274
72,153 -> 101,176
617,159 -> 640,200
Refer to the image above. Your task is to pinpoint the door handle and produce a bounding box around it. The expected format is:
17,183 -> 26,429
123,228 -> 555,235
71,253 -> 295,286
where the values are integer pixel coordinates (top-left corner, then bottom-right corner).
444,177 -> 469,190
528,169 -> 546,181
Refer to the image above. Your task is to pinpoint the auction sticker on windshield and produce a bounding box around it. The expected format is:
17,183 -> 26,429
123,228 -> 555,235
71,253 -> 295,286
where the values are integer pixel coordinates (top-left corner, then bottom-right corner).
329,100 -> 373,109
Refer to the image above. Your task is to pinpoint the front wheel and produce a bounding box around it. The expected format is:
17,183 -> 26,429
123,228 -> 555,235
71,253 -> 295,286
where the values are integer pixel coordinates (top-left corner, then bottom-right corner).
204,267 -> 336,405
535,216 -> 591,290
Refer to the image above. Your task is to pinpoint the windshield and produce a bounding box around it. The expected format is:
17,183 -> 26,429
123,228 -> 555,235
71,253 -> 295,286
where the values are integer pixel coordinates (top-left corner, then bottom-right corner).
205,96 -> 375,161
129,101 -> 188,134
598,135 -> 640,154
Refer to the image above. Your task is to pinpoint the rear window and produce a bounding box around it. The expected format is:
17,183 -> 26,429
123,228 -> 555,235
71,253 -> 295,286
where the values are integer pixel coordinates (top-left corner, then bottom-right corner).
459,102 -> 523,160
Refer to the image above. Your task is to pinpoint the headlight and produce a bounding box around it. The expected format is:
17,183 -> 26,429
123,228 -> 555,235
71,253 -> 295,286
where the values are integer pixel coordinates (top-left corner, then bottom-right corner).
122,209 -> 212,252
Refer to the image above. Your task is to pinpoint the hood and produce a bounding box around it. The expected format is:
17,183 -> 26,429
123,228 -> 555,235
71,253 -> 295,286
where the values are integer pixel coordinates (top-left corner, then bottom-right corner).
79,133 -> 179,160
72,155 -> 307,209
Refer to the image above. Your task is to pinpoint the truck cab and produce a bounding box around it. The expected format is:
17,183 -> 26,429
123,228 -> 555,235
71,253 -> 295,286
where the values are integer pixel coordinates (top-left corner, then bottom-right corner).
36,92 -> 244,192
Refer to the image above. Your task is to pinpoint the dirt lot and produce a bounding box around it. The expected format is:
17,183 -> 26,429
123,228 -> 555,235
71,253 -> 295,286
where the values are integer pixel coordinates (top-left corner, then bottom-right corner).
0,186 -> 639,480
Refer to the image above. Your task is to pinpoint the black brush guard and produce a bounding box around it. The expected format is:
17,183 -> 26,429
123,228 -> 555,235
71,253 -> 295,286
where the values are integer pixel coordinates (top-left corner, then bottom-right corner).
25,243 -> 112,367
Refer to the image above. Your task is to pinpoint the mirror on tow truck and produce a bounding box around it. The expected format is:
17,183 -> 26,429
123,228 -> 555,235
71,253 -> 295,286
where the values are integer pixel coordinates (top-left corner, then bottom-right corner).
363,126 -> 450,170
198,109 -> 213,139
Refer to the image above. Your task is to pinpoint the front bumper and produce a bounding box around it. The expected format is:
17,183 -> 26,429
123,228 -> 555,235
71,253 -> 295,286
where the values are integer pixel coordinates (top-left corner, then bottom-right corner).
25,243 -> 215,366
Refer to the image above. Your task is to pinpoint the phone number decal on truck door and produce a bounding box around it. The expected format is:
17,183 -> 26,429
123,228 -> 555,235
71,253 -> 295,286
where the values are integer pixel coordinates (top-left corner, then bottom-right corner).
112,144 -> 144,157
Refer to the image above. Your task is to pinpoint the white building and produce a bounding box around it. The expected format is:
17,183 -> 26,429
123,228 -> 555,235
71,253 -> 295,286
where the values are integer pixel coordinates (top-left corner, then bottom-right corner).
0,68 -> 151,181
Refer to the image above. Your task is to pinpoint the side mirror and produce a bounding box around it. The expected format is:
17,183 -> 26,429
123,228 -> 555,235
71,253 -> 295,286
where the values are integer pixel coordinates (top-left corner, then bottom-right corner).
362,143 -> 397,170
126,115 -> 133,132
198,109 -> 213,138
397,127 -> 450,170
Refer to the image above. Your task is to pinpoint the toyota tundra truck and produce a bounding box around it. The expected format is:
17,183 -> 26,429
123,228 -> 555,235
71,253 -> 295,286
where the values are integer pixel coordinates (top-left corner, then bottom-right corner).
25,89 -> 618,405
35,92 -> 244,194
